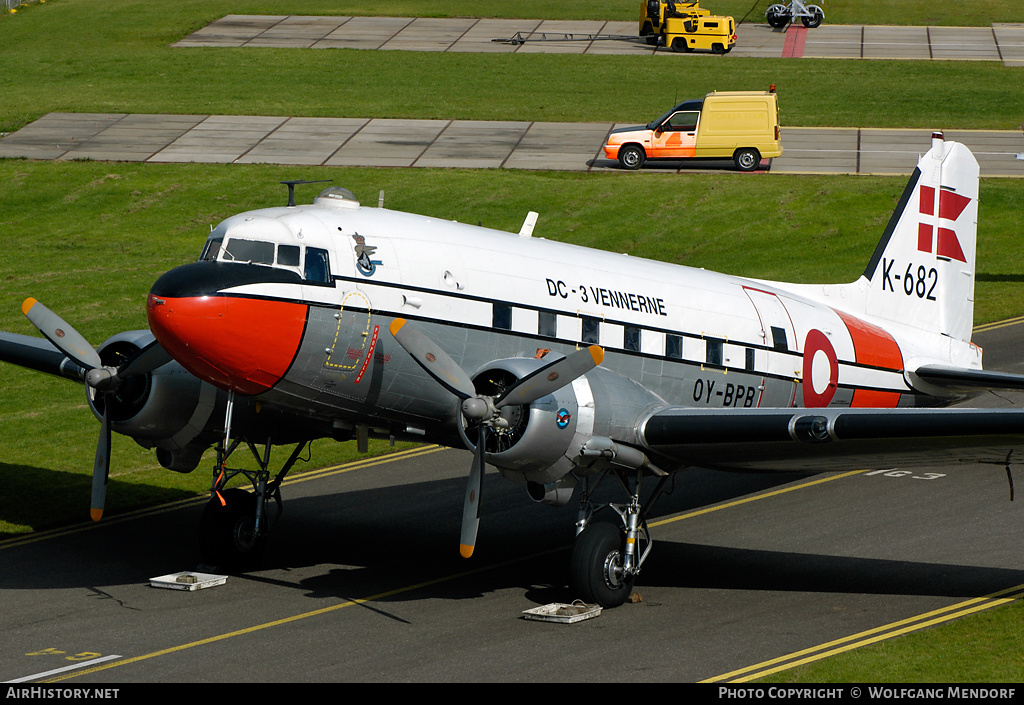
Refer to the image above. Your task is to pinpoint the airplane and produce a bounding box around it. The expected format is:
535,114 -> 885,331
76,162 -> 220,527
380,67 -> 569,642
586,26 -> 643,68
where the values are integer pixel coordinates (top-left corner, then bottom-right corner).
4,132 -> 1024,609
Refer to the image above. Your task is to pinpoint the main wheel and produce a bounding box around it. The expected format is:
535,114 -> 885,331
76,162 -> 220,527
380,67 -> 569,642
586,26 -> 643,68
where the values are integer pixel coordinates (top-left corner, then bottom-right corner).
569,522 -> 635,608
734,148 -> 761,172
618,145 -> 646,170
802,6 -> 823,28
765,5 -> 789,28
199,488 -> 267,570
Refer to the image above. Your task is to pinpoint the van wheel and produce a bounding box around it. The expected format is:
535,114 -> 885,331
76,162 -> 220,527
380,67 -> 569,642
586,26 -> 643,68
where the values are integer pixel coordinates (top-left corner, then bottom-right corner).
802,6 -> 824,28
618,145 -> 646,170
734,148 -> 761,172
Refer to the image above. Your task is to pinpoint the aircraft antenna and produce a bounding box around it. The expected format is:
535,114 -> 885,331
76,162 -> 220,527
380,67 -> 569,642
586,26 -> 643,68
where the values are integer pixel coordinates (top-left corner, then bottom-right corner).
280,179 -> 332,207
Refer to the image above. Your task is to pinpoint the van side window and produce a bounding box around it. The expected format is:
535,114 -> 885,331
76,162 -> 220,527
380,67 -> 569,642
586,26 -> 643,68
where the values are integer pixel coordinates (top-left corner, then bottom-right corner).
665,111 -> 699,132
304,247 -> 331,284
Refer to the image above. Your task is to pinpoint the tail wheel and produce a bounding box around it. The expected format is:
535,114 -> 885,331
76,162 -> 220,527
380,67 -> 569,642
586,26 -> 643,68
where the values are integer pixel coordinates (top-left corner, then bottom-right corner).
570,522 -> 635,608
734,148 -> 761,172
199,488 -> 268,570
618,145 -> 646,170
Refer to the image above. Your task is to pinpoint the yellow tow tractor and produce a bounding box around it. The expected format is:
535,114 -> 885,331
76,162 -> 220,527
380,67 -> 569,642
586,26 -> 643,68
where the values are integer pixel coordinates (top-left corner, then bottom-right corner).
638,0 -> 736,54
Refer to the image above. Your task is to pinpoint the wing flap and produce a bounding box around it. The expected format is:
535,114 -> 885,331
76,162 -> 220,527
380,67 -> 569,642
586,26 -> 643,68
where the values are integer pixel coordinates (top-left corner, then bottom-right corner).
639,407 -> 1024,472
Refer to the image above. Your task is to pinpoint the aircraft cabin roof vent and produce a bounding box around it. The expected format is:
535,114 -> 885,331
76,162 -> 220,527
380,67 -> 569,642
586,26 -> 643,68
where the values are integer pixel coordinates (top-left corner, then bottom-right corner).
315,186 -> 361,209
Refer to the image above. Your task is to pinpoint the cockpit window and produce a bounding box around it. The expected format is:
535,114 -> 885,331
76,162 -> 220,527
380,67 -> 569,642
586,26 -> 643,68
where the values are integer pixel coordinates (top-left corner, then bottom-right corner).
304,247 -> 331,284
223,239 -> 275,264
200,236 -> 223,262
279,244 -> 300,267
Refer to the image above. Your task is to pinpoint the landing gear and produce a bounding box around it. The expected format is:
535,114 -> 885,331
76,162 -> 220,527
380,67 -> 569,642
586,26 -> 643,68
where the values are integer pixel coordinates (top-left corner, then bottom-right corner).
569,469 -> 671,607
198,392 -> 309,570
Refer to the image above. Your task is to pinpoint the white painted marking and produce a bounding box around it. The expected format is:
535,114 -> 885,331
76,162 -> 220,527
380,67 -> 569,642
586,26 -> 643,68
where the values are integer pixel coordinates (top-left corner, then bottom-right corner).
4,654 -> 123,683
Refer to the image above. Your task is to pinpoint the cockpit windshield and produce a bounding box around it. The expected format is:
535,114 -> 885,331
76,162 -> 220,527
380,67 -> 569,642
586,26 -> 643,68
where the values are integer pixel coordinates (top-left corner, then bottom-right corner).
198,222 -> 331,284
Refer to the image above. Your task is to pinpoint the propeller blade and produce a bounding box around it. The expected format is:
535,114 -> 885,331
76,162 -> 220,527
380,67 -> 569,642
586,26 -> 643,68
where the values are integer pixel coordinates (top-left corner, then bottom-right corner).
495,345 -> 603,409
91,404 -> 111,521
460,425 -> 486,558
389,319 -> 477,399
118,340 -> 172,377
21,298 -> 102,371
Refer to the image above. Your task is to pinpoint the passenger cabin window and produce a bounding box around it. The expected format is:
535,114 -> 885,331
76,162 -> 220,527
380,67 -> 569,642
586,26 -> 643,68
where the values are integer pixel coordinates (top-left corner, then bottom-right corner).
624,325 -> 641,352
581,316 -> 600,345
770,326 -> 789,351
706,340 -> 723,366
492,304 -> 512,331
666,334 -> 683,360
538,311 -> 557,338
304,247 -> 331,284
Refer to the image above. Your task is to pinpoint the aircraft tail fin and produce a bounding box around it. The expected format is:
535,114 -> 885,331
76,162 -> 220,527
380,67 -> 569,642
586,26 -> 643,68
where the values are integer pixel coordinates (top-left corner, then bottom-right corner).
860,132 -> 979,343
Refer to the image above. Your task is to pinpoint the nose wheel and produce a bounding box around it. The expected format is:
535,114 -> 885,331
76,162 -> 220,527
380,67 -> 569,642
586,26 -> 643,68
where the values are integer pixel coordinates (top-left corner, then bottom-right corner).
198,394 -> 310,570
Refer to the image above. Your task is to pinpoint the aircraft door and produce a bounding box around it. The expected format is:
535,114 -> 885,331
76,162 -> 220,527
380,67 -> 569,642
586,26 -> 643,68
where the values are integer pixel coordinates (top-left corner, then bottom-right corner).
743,288 -> 798,407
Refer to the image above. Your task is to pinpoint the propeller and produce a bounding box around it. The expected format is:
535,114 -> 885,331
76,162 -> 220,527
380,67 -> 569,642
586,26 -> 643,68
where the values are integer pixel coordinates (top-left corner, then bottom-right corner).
389,318 -> 603,557
21,297 -> 171,521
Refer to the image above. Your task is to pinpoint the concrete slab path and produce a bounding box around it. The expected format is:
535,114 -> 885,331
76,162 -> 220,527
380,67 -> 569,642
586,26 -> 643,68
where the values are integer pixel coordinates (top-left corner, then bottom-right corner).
172,16 -> 1024,67
3,113 -> 1023,177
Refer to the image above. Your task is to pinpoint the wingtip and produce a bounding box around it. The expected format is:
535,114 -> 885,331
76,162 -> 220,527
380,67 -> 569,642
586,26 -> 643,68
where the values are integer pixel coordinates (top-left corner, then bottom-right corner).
21,297 -> 37,316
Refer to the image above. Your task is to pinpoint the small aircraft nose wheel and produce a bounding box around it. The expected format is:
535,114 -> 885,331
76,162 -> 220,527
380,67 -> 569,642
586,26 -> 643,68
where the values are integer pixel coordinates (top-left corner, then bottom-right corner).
569,521 -> 636,607
199,488 -> 268,570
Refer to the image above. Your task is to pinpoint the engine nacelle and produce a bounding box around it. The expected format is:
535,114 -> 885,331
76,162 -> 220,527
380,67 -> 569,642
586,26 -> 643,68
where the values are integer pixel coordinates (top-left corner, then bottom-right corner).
458,353 -> 665,488
88,331 -> 219,471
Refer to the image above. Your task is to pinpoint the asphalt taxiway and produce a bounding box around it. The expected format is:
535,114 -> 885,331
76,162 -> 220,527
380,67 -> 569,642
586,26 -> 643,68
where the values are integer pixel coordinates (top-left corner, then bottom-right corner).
2,323 -> 1023,683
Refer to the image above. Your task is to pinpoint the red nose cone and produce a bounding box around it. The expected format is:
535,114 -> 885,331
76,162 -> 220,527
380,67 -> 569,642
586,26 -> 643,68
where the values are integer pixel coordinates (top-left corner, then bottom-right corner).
148,293 -> 306,395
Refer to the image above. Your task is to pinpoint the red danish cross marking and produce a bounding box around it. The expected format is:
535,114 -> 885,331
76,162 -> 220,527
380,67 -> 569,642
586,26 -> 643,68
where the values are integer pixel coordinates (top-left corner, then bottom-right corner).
917,185 -> 969,263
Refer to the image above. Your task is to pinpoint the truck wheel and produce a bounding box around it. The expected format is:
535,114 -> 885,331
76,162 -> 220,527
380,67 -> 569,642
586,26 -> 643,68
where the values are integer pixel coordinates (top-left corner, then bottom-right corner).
712,43 -> 725,54
802,6 -> 824,28
618,145 -> 645,170
670,37 -> 689,53
734,148 -> 761,172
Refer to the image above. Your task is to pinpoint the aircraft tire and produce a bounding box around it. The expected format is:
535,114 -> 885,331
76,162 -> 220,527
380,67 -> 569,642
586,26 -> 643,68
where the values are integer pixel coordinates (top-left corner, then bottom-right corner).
569,521 -> 635,608
199,488 -> 268,570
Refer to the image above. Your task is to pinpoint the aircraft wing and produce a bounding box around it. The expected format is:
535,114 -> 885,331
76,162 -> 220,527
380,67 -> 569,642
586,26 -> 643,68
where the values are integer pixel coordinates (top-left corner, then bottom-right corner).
0,331 -> 86,381
638,406 -> 1024,473
910,365 -> 1024,394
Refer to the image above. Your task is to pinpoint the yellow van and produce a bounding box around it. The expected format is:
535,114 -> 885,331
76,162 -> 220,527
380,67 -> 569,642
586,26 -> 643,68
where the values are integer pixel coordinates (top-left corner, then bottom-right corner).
603,88 -> 782,171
